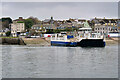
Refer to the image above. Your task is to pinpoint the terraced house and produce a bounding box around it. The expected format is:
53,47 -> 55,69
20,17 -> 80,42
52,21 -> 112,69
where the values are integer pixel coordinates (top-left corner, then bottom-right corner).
93,17 -> 119,37
11,21 -> 25,37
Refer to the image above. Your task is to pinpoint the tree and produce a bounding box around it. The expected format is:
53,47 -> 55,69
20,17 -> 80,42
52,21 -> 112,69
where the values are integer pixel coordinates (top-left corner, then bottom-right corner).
6,31 -> 11,36
91,20 -> 95,31
2,17 -> 12,23
2,20 -> 9,29
1,17 -> 12,29
53,29 -> 60,33
28,16 -> 40,24
24,19 -> 34,29
64,27 -> 72,32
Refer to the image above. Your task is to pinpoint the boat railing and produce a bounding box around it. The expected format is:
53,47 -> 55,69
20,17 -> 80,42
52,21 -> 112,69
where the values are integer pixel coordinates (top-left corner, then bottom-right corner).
51,37 -> 65,40
51,34 -> 67,41
78,33 -> 104,39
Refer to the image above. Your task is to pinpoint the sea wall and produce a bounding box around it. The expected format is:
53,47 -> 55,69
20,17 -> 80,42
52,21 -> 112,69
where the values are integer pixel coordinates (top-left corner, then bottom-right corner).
22,38 -> 51,46
0,37 -> 50,46
0,38 -> 26,45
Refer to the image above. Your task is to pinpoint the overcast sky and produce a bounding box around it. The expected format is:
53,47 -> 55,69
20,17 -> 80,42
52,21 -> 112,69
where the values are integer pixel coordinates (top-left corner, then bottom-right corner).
1,2 -> 118,20
1,0 -> 120,2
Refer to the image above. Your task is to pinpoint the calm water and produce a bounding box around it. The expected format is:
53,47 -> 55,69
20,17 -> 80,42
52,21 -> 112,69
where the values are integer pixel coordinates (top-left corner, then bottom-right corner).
1,45 -> 118,78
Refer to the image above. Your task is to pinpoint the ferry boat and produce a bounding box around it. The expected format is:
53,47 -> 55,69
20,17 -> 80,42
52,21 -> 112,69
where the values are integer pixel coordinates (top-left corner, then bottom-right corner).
51,34 -> 77,47
51,32 -> 105,47
51,21 -> 105,47
76,21 -> 105,47
77,31 -> 105,47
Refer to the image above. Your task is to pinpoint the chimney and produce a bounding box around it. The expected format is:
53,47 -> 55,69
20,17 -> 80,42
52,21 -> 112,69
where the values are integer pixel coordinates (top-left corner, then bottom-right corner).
51,16 -> 53,20
19,17 -> 23,20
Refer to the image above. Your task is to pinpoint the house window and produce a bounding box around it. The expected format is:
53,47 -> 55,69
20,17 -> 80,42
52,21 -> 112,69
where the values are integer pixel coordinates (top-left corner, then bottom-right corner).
37,27 -> 39,29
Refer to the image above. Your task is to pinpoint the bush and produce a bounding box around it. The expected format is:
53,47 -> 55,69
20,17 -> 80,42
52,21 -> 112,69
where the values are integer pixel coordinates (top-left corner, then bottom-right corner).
6,31 -> 11,36
53,29 -> 60,33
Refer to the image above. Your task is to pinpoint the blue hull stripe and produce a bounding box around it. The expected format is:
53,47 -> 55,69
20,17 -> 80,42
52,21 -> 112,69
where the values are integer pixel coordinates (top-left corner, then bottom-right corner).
51,41 -> 77,46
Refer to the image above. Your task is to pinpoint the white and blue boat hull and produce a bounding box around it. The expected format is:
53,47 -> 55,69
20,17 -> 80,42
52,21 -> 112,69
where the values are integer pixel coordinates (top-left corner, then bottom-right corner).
51,41 -> 77,47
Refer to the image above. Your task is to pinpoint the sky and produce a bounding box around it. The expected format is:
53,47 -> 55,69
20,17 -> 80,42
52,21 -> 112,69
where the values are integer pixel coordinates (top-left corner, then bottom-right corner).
1,0 -> 120,2
1,2 -> 119,20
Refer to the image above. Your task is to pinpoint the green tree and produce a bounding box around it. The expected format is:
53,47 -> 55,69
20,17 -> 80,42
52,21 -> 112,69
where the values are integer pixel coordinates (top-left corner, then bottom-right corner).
24,19 -> 34,29
2,17 -> 12,23
28,16 -> 40,24
91,20 -> 95,31
53,29 -> 60,33
64,27 -> 72,32
6,31 -> 11,36
1,17 -> 12,28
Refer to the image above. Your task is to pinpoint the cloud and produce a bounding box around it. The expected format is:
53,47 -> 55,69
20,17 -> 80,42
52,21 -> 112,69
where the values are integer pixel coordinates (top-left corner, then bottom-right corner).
1,0 -> 120,2
2,2 -> 118,20
0,3 -> 2,18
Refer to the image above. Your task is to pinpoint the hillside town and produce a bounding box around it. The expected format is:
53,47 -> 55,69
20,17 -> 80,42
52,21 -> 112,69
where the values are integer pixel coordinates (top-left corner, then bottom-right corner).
0,16 -> 120,38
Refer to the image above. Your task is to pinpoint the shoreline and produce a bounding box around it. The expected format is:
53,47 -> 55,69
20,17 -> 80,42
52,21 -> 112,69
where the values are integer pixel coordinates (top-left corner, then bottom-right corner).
0,37 -> 119,46
105,38 -> 120,46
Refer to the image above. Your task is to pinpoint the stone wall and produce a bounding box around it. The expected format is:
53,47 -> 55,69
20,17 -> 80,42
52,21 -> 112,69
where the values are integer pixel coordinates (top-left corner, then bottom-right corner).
0,38 -> 26,45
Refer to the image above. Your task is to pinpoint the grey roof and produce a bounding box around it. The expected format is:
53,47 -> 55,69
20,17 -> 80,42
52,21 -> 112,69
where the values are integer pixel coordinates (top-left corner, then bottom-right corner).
43,19 -> 51,23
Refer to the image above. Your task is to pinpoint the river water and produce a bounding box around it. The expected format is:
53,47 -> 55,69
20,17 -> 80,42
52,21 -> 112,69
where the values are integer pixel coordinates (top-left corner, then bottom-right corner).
1,45 -> 118,78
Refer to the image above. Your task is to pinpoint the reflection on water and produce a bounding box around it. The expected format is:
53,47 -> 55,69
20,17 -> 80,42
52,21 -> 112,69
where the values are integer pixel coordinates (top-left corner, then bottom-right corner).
2,45 -> 118,78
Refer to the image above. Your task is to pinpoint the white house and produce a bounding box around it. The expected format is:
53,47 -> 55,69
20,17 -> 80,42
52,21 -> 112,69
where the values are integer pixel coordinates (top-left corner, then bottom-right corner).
94,25 -> 112,36
11,21 -> 25,37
